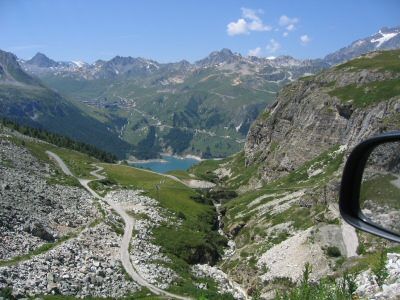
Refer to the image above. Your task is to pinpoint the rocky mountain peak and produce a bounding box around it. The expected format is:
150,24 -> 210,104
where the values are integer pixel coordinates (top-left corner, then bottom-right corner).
0,49 -> 40,85
0,49 -> 19,68
104,55 -> 160,75
324,25 -> 400,65
195,48 -> 241,67
267,55 -> 302,67
26,52 -> 58,68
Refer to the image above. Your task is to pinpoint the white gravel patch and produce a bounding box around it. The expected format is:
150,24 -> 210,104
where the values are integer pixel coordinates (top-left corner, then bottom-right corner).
257,228 -> 329,283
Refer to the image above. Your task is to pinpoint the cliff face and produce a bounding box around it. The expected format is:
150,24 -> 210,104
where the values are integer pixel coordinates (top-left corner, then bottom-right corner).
245,50 -> 400,183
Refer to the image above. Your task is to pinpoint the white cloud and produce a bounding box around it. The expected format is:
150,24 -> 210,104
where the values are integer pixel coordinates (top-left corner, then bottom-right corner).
241,8 -> 260,20
300,34 -> 311,45
286,24 -> 295,31
278,15 -> 299,32
227,19 -> 249,36
283,31 -> 289,37
248,47 -> 262,57
266,39 -> 281,53
227,8 -> 272,36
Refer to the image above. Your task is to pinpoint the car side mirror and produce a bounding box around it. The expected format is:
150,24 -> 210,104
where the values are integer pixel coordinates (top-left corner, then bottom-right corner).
340,131 -> 400,243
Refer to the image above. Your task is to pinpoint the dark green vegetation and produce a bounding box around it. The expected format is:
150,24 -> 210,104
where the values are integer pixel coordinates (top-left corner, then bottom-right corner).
372,250 -> 389,287
326,246 -> 342,258
1,118 -> 116,162
328,78 -> 400,108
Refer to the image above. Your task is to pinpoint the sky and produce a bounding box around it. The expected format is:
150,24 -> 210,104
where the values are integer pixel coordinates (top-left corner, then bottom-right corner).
1,0 -> 399,63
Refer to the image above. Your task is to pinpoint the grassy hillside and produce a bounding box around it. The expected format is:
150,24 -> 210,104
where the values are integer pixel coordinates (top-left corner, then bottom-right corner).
335,49 -> 400,73
0,84 -> 132,158
329,78 -> 400,108
329,50 -> 400,108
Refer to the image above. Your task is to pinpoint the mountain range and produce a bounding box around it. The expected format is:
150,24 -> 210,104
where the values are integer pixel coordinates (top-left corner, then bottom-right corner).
1,25 -> 399,159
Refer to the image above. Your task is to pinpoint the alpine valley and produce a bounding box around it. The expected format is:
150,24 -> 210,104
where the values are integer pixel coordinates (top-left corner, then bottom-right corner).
1,25 -> 400,300
3,26 -> 398,159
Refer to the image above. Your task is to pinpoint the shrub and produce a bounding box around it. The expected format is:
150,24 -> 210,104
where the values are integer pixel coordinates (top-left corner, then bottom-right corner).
177,211 -> 186,220
326,246 -> 341,257
372,250 -> 389,287
0,287 -> 13,299
356,242 -> 366,255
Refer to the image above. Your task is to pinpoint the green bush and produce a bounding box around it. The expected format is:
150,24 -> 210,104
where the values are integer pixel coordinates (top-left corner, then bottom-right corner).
0,287 -> 13,299
372,250 -> 389,287
356,242 -> 366,255
326,246 -> 341,257
177,211 -> 186,220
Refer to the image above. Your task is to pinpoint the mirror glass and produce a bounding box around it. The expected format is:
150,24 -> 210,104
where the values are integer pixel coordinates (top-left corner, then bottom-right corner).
360,140 -> 400,235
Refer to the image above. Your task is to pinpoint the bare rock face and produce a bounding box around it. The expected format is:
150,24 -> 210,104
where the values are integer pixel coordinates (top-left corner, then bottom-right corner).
244,54 -> 400,184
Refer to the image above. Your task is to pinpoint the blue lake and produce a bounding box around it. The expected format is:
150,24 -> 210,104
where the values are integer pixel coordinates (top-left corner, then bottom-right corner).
131,155 -> 200,173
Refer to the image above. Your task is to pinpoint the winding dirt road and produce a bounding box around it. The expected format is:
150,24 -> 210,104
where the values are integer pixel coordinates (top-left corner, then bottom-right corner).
46,151 -> 191,300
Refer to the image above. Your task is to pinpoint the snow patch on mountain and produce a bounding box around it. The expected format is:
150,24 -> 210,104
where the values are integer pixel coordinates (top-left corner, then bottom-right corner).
371,30 -> 399,48
235,122 -> 242,132
72,61 -> 86,68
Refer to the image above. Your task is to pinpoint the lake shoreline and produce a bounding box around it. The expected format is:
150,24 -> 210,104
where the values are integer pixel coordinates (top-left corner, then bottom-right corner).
127,153 -> 203,165
127,154 -> 202,173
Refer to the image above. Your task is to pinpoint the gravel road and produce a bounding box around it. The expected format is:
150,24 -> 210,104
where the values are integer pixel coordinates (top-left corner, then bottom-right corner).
46,151 -> 192,300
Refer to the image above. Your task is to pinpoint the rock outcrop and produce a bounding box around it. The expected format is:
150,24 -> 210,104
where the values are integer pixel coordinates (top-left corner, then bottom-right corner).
245,50 -> 400,184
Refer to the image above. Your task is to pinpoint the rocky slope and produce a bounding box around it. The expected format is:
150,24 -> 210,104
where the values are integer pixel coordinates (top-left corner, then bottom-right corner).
0,136 -> 98,260
0,129 -> 141,298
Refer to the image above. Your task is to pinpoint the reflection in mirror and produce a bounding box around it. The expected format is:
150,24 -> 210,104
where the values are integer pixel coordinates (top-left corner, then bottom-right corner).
360,141 -> 400,235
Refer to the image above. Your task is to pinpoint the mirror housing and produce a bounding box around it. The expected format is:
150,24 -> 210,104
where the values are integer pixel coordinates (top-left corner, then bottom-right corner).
339,131 -> 400,243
